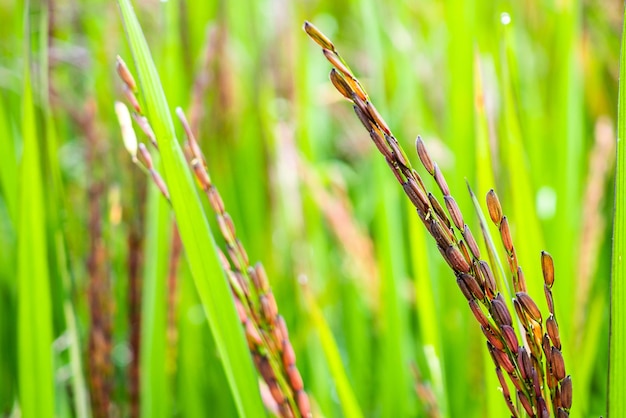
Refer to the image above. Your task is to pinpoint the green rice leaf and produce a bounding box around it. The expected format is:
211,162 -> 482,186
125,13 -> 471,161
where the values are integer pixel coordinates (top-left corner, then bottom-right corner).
608,7 -> 626,417
17,3 -> 55,416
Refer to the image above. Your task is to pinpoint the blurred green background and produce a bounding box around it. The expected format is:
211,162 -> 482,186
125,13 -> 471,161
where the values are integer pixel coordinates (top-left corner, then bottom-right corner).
0,0 -> 620,417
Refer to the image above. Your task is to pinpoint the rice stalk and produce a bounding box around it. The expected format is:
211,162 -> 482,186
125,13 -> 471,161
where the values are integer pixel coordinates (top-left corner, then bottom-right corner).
304,20 -> 572,418
115,61 -> 311,418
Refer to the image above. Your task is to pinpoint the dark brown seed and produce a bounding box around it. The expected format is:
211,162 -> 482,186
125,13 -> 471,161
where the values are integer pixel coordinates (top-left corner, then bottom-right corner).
329,68 -> 353,100
369,129 -> 394,161
541,251 -> 555,287
537,397 -> 549,418
403,179 -> 429,212
456,277 -> 472,301
517,390 -> 533,416
303,21 -> 335,51
515,292 -> 542,323
546,315 -> 561,349
444,196 -> 464,230
493,347 -> 515,373
257,355 -> 275,381
495,367 -> 510,398
407,176 -> 430,211
486,189 -> 503,225
430,218 -> 453,248
561,375 -> 572,409
517,347 -> 532,381
353,104 -> 373,131
463,225 -> 481,259
481,325 -> 505,351
445,245 -> 471,273
279,402 -> 294,418
116,55 -> 137,91
509,373 -> 525,394
557,408 -> 569,418
415,136 -> 435,175
500,325 -> 519,352
428,193 -> 452,230
366,101 -> 391,135
468,300 -> 490,327
499,216 -> 514,253
433,163 -> 450,196
460,273 -> 484,301
296,391 -> 312,418
544,284 -> 555,316
384,156 -> 406,184
513,299 -> 527,326
491,297 -> 513,327
322,49 -> 353,79
531,366 -> 542,398
385,133 -> 410,168
551,347 -> 566,381
516,266 -> 527,293
478,261 -> 497,299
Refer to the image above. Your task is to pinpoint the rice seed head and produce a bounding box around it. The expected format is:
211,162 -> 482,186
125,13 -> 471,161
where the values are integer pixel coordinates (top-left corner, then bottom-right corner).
499,216 -> 514,253
415,136 -> 434,175
515,292 -> 542,323
433,163 -> 450,196
444,196 -> 464,230
551,347 -> 566,381
541,251 -> 555,287
561,375 -> 573,409
116,55 -> 137,92
486,189 -> 503,225
330,68 -> 354,101
303,21 -> 335,52
546,315 -> 561,349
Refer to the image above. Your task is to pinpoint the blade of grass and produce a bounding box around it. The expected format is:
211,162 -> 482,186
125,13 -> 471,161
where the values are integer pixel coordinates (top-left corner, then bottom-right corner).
116,1 -> 264,416
302,281 -> 364,418
17,2 -> 55,416
608,6 -> 626,416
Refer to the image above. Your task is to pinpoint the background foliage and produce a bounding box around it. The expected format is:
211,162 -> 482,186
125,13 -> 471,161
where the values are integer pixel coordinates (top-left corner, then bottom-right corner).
0,0 -> 621,417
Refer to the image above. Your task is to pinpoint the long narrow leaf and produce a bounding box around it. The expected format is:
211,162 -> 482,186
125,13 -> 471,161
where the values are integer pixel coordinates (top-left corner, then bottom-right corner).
116,1 -> 264,416
17,4 -> 55,416
609,7 -> 626,417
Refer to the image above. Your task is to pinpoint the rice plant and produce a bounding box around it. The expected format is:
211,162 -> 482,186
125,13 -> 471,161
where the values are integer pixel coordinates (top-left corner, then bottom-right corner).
0,1 -> 621,417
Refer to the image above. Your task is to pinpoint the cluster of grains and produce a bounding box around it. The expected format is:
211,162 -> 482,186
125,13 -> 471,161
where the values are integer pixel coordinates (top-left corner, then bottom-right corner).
115,57 -> 310,418
304,21 -> 571,417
